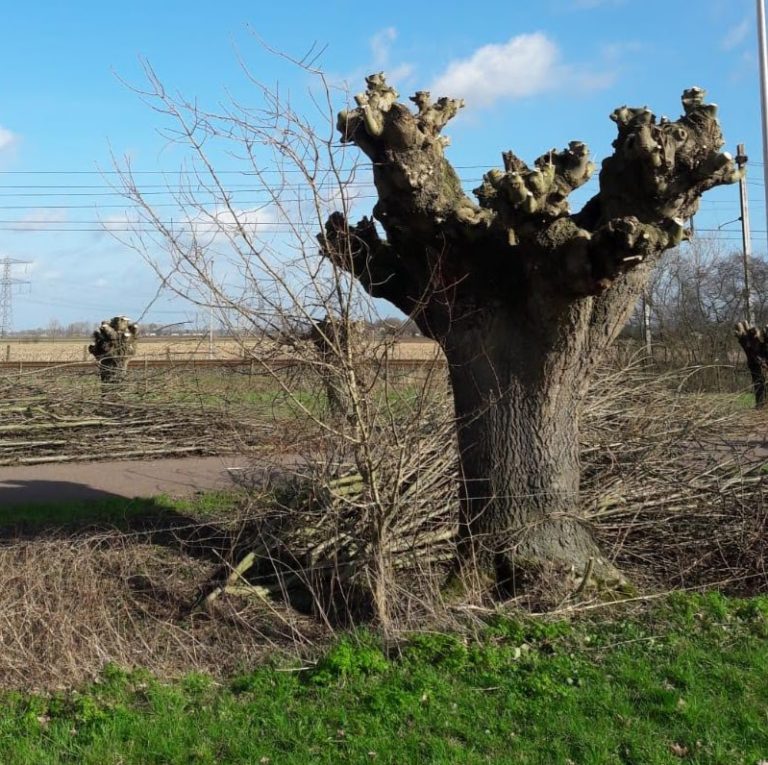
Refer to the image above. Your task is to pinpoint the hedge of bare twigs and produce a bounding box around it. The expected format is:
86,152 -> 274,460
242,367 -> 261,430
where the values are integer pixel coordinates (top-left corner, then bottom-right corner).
240,362 -> 768,601
583,365 -> 768,591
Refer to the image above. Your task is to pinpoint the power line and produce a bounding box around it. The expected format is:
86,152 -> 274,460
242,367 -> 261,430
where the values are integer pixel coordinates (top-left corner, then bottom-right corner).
0,164 -> 517,176
1,227 -> 765,239
0,186 -> 388,195
0,196 -> 752,212
20,295 -> 187,314
0,177 -> 751,199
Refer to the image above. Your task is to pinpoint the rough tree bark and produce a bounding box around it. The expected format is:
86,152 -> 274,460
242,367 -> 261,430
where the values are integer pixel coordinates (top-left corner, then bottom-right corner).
735,321 -> 768,408
88,316 -> 138,386
319,75 -> 738,590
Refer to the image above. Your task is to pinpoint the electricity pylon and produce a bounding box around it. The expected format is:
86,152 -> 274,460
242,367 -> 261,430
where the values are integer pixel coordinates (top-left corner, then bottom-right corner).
0,257 -> 31,337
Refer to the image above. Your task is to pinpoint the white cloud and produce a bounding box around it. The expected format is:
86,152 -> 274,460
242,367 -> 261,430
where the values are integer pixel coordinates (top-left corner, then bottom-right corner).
12,209 -> 67,231
184,205 -> 276,248
199,205 -> 273,232
333,27 -> 414,95
100,211 -> 138,232
368,27 -> 413,84
722,18 -> 750,50
370,28 -> 396,67
99,205 -> 277,246
430,33 -> 612,108
0,125 -> 17,151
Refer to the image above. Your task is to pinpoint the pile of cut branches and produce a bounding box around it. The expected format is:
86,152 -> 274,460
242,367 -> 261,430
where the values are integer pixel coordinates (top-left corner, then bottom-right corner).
215,363 -> 768,609
0,375 -> 267,465
204,403 -> 458,616
583,365 -> 768,590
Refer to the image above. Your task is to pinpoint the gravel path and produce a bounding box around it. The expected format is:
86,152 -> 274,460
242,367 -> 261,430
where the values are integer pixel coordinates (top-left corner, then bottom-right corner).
0,455 -> 252,507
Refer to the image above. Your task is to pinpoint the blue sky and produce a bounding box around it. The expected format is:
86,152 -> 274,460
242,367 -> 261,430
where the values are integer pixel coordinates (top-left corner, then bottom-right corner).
0,0 -> 763,329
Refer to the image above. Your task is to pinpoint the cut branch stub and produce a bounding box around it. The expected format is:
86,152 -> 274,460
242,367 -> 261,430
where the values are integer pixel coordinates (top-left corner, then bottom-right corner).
475,142 -> 596,233
735,320 -> 768,408
324,76 -> 740,319
337,73 -> 478,227
88,316 -> 138,385
597,87 -> 739,225
318,213 -> 412,314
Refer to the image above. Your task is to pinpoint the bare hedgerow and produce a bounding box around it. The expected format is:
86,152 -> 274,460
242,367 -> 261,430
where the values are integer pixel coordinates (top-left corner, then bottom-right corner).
203,360 -> 768,616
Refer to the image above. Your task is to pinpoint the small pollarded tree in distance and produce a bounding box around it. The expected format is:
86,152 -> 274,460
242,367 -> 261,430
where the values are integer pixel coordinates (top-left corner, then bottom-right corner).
319,75 -> 739,590
89,316 -> 139,385
735,321 -> 768,408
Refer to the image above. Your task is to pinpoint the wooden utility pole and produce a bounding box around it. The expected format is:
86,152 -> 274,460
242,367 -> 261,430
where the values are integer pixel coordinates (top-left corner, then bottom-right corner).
642,291 -> 652,360
736,144 -> 754,325
757,0 -> 768,259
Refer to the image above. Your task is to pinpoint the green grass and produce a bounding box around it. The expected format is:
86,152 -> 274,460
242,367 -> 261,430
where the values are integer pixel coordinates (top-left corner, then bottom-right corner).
0,491 -> 243,531
703,390 -> 756,413
23,366 -> 440,420
730,391 -> 756,410
2,591 -> 768,764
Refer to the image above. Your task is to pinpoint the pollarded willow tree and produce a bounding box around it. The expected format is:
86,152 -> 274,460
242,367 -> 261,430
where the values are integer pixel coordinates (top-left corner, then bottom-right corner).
735,321 -> 768,408
89,316 -> 139,386
319,75 -> 739,589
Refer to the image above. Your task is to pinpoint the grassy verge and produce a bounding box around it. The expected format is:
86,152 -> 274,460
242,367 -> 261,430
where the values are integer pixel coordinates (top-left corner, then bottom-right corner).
0,490 -> 243,531
1,592 -> 767,764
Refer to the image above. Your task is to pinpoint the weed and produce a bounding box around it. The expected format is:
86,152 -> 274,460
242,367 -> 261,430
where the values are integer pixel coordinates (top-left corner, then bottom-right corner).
402,633 -> 469,670
308,634 -> 389,686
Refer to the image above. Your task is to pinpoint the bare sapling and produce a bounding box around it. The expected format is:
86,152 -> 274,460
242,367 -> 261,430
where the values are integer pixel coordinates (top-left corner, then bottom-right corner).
114,58 -> 446,626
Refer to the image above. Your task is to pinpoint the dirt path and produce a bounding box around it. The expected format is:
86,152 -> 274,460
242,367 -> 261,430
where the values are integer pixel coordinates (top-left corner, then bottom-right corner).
0,455 -> 253,507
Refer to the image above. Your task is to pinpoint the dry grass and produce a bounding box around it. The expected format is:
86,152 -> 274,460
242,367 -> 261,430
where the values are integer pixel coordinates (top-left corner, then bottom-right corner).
1,337 -> 441,363
0,518 -> 327,691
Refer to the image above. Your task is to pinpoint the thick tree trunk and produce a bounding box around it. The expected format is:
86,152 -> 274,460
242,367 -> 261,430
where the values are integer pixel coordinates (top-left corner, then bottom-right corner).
444,310 -> 609,592
96,356 -> 131,385
746,361 -> 766,409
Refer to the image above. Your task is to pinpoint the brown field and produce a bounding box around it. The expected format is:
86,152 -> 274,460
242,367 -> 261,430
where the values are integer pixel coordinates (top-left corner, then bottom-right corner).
1,336 -> 442,363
